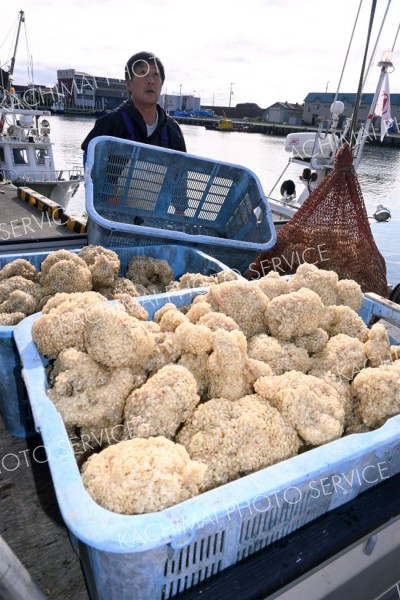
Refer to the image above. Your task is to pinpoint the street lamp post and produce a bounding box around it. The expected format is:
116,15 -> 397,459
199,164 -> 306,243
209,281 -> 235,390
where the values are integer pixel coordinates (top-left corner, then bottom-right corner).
229,82 -> 235,107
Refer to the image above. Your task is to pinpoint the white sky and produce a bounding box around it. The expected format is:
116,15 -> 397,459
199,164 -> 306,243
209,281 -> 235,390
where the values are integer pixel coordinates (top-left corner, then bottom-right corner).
1,0 -> 400,108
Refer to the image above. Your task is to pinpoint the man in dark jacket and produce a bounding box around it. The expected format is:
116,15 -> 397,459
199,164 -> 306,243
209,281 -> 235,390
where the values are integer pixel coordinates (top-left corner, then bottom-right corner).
81,51 -> 186,157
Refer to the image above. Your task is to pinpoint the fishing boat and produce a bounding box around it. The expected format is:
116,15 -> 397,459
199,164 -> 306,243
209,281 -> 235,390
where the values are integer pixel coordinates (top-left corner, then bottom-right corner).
0,10 -> 83,208
205,112 -> 234,131
50,93 -> 65,114
266,19 -> 397,226
216,114 -> 234,131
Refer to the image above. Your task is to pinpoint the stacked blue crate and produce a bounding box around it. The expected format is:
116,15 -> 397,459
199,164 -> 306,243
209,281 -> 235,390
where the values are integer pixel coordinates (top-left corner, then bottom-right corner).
85,136 -> 277,273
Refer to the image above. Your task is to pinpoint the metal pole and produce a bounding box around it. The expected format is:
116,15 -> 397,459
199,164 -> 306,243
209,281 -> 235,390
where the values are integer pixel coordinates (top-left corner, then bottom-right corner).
229,83 -> 235,107
9,11 -> 25,78
0,535 -> 47,600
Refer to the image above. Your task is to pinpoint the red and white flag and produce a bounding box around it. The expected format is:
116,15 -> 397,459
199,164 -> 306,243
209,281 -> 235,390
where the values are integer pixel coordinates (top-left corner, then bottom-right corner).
375,72 -> 393,141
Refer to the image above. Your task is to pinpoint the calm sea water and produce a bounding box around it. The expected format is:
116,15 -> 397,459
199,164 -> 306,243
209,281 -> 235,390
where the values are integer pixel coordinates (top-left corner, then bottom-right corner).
49,115 -> 400,286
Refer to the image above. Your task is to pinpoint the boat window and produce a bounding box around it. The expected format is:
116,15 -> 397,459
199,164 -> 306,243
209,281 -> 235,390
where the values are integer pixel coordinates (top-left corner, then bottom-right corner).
36,148 -> 48,164
0,147 -> 4,163
12,148 -> 28,165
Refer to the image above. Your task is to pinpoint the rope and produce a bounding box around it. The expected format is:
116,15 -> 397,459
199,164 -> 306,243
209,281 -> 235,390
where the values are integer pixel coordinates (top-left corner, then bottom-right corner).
23,20 -> 34,86
362,0 -> 392,91
0,14 -> 19,65
348,0 -> 377,145
267,161 -> 291,198
333,0 -> 363,106
391,22 -> 400,52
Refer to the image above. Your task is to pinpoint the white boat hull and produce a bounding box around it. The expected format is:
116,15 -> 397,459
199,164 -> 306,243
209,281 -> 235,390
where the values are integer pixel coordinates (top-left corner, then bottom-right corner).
12,177 -> 81,207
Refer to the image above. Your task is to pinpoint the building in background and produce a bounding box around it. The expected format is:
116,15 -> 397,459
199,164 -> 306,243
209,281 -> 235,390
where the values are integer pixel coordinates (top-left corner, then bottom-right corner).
262,102 -> 303,125
56,69 -> 126,114
12,83 -> 65,113
159,94 -> 201,113
11,70 -> 400,128
200,103 -> 264,119
302,92 -> 400,126
159,94 -> 183,113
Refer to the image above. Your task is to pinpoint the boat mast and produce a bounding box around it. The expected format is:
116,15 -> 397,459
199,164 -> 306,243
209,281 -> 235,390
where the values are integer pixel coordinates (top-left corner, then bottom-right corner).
9,10 -> 25,80
352,1 -> 394,170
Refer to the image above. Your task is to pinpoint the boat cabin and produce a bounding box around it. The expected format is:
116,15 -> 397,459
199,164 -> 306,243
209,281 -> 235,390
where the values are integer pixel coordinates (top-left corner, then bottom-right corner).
0,109 -> 56,182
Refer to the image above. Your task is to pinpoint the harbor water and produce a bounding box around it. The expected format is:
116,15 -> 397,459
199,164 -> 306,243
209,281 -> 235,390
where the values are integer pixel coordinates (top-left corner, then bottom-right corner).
50,115 -> 400,286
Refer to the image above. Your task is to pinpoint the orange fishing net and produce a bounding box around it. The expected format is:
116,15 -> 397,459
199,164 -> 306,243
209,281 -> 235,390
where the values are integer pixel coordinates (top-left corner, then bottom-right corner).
245,144 -> 388,297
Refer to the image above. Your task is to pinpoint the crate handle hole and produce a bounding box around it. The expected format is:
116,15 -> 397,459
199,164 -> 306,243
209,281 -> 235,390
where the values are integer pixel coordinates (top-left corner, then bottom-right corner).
169,529 -> 196,550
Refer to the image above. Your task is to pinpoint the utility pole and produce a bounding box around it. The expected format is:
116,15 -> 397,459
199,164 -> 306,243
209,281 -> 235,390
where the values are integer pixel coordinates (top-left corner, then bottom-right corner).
325,81 -> 329,93
229,82 -> 235,107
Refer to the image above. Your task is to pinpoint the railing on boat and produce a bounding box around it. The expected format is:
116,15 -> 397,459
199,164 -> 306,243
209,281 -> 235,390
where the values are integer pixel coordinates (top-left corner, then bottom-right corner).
9,166 -> 84,182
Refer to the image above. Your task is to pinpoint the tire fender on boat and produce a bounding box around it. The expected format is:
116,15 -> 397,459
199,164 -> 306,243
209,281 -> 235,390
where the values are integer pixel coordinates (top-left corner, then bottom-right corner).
280,179 -> 296,198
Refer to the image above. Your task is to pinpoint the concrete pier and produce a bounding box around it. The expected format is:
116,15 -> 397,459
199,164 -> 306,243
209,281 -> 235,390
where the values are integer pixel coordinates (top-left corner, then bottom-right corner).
0,418 -> 89,599
0,182 -> 87,255
173,116 -> 400,147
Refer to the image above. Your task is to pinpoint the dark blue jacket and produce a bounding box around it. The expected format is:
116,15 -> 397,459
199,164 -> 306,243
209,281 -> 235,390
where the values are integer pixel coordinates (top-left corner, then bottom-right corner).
81,99 -> 186,154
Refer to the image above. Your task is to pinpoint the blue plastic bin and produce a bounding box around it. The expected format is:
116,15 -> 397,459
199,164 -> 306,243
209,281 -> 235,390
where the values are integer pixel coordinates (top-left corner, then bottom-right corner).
85,136 -> 277,273
13,290 -> 400,600
0,328 -> 35,437
0,245 -> 237,438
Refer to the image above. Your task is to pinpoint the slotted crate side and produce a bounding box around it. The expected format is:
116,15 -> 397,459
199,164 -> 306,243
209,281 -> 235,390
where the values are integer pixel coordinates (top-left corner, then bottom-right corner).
90,138 -> 260,229
162,529 -> 227,597
114,245 -> 239,281
0,249 -> 56,438
85,221 -> 264,274
0,332 -> 35,437
0,245 -> 233,288
72,432 -> 400,600
85,137 -> 277,269
74,523 -> 230,600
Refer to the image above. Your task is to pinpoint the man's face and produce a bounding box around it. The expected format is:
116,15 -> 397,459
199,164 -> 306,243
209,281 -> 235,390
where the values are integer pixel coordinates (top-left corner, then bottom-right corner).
126,60 -> 163,107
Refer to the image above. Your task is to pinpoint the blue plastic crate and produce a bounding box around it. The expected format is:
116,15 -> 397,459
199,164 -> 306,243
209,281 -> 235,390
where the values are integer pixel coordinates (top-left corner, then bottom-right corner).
13,290 -> 400,600
0,328 -> 35,438
0,245 -> 236,438
85,136 -> 277,273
